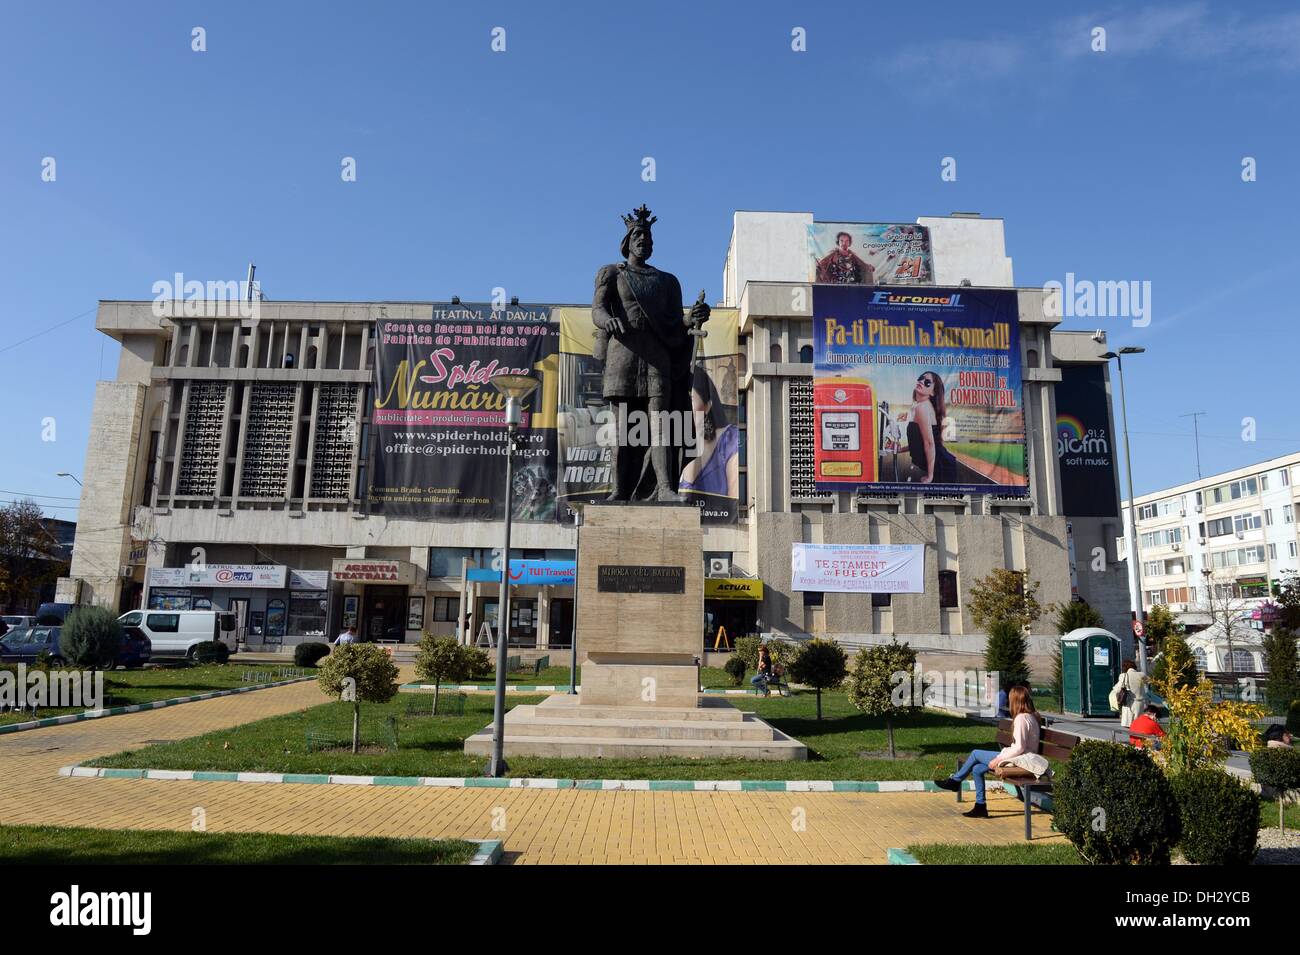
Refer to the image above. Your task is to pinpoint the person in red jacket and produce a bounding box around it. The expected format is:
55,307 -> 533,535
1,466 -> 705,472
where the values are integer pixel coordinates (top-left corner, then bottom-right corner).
1129,704 -> 1165,749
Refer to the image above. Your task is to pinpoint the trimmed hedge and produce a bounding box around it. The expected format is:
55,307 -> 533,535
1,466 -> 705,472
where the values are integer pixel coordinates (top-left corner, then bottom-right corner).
723,656 -> 748,686
1171,769 -> 1259,865
191,641 -> 230,665
1053,739 -> 1180,864
293,642 -> 331,667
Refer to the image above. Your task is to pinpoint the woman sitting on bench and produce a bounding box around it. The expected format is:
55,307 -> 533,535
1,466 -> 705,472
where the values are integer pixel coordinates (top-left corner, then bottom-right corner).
935,686 -> 1041,818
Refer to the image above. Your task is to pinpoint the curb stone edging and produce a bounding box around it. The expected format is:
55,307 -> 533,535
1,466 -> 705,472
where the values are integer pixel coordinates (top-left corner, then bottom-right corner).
59,766 -> 981,793
0,677 -> 317,736
887,848 -> 921,865
469,840 -> 503,865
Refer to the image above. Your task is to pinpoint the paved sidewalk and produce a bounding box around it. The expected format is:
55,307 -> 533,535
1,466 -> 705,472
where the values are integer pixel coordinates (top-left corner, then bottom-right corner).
0,681 -> 1063,864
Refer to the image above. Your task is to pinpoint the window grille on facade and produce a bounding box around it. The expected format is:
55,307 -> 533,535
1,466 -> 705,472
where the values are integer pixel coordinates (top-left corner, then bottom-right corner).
311,383 -> 358,499
240,384 -> 295,497
788,378 -> 828,500
176,381 -> 227,496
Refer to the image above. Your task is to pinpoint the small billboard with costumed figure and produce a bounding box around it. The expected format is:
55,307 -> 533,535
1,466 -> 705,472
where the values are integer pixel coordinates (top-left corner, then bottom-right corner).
808,222 -> 933,286
812,285 -> 1027,496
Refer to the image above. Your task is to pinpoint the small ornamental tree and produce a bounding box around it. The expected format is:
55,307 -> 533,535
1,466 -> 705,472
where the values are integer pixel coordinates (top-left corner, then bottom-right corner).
723,655 -> 748,687
1152,674 -> 1264,775
734,635 -> 762,671
59,606 -> 123,673
1249,746 -> 1300,832
317,643 -> 401,753
968,569 -> 1041,634
1145,603 -> 1180,649
985,619 -> 1031,690
788,638 -> 847,721
414,634 -> 473,715
846,639 -> 917,758
1262,626 -> 1300,712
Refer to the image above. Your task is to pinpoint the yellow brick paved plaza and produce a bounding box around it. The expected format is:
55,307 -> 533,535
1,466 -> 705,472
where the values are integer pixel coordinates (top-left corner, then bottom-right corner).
0,676 -> 1063,864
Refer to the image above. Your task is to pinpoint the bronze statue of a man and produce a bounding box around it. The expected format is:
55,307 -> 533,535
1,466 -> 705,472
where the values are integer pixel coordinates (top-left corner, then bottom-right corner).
593,205 -> 710,501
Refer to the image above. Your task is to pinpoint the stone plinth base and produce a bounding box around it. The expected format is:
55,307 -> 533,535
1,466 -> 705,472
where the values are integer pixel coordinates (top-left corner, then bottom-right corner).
463,694 -> 807,762
579,660 -> 700,709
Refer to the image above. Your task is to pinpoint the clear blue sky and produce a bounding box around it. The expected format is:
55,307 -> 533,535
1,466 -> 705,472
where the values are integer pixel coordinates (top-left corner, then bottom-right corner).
2,1 -> 1298,521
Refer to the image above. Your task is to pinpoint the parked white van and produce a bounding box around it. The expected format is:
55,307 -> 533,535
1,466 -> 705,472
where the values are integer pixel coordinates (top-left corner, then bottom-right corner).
118,610 -> 237,659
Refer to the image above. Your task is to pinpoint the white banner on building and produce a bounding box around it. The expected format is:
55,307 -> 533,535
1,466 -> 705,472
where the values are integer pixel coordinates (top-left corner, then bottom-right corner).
147,564 -> 288,588
790,543 -> 924,594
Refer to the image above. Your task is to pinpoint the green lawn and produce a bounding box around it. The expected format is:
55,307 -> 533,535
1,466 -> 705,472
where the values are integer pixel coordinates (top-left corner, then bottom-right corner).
87,688 -> 1008,780
0,663 -> 295,726
0,824 -> 476,865
906,843 -> 1083,865
417,664 -> 741,689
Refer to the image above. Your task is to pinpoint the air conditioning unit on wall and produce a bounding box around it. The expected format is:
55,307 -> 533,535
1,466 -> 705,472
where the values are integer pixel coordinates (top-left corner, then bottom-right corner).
707,557 -> 730,578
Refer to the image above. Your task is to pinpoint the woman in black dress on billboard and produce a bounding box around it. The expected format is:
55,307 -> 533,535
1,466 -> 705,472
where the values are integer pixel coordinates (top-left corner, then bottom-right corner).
900,370 -> 958,484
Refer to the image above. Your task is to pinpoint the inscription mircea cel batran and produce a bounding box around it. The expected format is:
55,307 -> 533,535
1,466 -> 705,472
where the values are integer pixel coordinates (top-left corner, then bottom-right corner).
597,565 -> 686,594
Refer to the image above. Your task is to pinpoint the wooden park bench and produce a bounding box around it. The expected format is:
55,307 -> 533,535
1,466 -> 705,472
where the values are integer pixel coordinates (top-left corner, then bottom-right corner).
752,664 -> 790,698
954,718 -> 1081,840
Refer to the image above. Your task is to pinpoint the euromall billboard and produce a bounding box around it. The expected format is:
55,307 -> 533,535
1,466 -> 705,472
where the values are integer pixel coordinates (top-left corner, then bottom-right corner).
1055,364 -> 1119,517
811,285 -> 1028,496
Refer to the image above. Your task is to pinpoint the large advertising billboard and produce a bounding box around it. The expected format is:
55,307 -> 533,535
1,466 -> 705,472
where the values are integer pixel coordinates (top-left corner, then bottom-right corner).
369,303 -> 560,521
808,222 -> 933,286
812,285 -> 1027,496
1055,364 -> 1119,517
555,307 -> 740,525
791,543 -> 925,594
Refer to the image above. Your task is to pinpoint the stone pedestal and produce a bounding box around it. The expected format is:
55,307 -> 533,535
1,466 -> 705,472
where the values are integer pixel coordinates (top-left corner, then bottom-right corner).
576,504 -> 703,709
462,502 -> 807,762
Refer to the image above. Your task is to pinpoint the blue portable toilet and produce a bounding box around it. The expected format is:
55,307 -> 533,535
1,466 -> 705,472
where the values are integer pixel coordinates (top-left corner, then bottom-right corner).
1060,628 -> 1122,717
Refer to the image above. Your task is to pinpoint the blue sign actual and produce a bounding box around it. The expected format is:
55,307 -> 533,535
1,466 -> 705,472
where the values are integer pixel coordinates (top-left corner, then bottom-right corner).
466,560 -> 575,586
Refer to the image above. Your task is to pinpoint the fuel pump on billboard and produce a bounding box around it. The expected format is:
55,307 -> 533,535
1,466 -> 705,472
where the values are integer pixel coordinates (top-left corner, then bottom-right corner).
813,377 -> 877,486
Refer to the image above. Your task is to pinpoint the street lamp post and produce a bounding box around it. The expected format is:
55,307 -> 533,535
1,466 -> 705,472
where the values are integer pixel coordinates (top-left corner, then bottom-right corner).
567,502 -> 584,695
486,373 -> 539,778
1102,347 -> 1148,671
56,472 -> 82,487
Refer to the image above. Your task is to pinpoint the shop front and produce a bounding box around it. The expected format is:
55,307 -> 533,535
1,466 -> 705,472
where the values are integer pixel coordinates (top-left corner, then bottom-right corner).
703,577 -> 764,651
465,560 -> 575,648
330,558 -> 426,643
144,565 -> 331,647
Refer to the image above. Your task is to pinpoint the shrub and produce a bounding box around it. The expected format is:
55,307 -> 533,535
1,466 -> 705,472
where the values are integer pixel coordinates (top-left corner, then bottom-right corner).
723,656 -> 748,687
1249,745 -> 1300,832
1171,769 -> 1259,865
984,619 -> 1030,690
846,639 -> 917,758
788,638 -> 848,720
58,606 -> 123,672
734,635 -> 762,671
294,642 -> 331,667
1153,677 -> 1265,774
192,640 -> 230,664
1289,700 -> 1300,735
1053,740 -> 1180,864
414,634 -> 475,713
463,645 -> 492,679
317,644 -> 401,753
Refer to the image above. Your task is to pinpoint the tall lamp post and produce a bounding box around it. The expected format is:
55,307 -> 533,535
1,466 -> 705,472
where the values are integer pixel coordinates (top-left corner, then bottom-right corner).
486,372 -> 539,778
567,501 -> 584,695
56,472 -> 83,487
1102,347 -> 1148,671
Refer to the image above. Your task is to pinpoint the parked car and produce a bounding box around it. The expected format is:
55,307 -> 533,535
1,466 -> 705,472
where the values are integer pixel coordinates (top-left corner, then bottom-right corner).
0,625 -> 151,668
2,615 -> 36,632
35,602 -> 78,625
117,610 -> 236,660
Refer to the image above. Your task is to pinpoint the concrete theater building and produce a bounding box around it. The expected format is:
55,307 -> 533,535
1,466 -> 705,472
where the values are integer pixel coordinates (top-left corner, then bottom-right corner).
62,210 -> 1131,673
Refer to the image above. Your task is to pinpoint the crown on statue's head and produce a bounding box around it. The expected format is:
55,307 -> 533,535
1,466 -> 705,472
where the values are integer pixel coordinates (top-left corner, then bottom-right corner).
621,204 -> 657,231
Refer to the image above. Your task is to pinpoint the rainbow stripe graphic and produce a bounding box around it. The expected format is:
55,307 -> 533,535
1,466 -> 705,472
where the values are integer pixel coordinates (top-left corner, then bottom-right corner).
1056,414 -> 1085,440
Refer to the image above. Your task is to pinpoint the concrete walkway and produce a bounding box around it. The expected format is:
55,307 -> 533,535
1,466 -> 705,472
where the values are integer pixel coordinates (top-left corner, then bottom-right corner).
0,680 -> 1063,864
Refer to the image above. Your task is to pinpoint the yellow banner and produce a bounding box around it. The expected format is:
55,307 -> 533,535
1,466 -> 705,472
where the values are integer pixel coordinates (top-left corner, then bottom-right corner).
705,578 -> 763,600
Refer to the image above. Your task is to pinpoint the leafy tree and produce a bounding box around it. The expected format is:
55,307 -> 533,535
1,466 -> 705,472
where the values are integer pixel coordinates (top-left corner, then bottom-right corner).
1274,572 -> 1300,631
58,606 -> 123,673
1144,604 -> 1180,650
984,619 -> 1030,690
788,638 -> 847,721
968,569 -> 1041,633
1150,629 -> 1199,691
846,640 -> 917,758
414,634 -> 474,715
734,635 -> 762,671
1249,746 -> 1300,832
1262,627 -> 1300,712
0,500 -> 68,613
317,643 -> 401,753
1151,673 -> 1264,775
